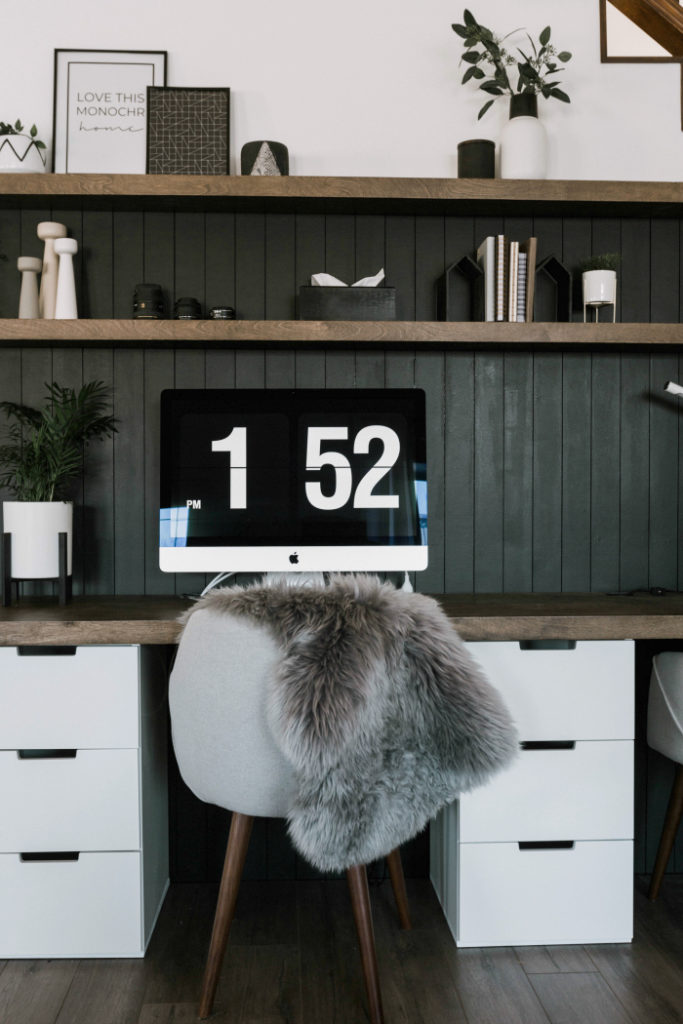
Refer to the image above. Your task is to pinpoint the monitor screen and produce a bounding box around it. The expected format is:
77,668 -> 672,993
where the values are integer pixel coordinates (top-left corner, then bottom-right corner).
160,388 -> 427,574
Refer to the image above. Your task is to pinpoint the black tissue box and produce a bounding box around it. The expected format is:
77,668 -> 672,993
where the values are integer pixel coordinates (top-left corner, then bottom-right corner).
298,286 -> 396,321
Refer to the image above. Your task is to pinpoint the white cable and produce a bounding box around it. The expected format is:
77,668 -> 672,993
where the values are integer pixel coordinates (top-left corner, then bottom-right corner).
401,571 -> 413,592
200,571 -> 235,596
665,381 -> 683,396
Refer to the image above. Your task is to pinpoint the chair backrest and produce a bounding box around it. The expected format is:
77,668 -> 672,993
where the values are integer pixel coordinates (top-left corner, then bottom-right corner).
648,652 -> 683,765
169,605 -> 298,818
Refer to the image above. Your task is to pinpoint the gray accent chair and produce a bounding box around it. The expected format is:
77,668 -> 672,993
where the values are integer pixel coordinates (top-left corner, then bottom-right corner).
169,604 -> 411,1023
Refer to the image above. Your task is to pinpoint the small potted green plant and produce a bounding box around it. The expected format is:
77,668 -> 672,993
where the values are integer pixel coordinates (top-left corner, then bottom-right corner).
578,253 -> 620,321
0,120 -> 48,173
0,381 -> 117,583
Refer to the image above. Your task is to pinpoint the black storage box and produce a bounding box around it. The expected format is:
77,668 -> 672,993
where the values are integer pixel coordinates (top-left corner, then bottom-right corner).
298,286 -> 396,321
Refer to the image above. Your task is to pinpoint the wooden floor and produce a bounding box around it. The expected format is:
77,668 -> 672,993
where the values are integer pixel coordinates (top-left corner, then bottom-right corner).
1,875 -> 682,1024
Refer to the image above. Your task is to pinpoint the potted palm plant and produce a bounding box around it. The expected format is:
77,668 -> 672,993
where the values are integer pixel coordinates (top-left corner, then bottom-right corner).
0,381 -> 117,584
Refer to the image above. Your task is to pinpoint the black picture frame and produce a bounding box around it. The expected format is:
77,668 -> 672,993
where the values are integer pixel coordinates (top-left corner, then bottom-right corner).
146,87 -> 230,175
52,49 -> 167,173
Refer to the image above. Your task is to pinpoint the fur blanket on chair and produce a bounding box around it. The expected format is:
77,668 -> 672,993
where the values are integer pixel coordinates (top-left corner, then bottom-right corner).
186,574 -> 518,872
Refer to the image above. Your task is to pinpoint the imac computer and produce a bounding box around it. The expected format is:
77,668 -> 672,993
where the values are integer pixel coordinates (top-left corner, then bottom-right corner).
159,388 -> 427,574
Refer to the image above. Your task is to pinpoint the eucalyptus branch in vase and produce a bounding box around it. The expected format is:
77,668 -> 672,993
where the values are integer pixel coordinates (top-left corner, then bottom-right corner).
452,9 -> 572,120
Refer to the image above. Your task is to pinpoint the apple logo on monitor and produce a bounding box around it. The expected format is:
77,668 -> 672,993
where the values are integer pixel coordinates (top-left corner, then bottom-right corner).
289,552 -> 299,565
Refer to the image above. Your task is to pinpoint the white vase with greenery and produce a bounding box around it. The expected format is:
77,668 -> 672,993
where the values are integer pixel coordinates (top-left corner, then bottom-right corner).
0,381 -> 117,581
452,10 -> 571,178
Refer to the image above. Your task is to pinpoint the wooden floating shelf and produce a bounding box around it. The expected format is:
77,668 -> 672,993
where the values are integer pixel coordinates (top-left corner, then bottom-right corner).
1,174 -> 681,215
0,319 -> 681,349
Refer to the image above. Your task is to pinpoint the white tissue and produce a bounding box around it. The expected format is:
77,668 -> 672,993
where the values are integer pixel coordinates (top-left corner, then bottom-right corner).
310,268 -> 385,287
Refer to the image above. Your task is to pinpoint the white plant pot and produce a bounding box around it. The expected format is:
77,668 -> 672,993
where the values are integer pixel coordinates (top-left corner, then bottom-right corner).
2,501 -> 73,579
582,270 -> 617,306
0,135 -> 47,173
582,270 -> 617,322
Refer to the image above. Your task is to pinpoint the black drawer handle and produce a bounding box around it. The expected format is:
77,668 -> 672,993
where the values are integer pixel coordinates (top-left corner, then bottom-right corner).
518,641 -> 576,651
518,841 -> 575,851
18,749 -> 77,759
521,741 -> 576,751
20,852 -> 80,862
17,646 -> 76,656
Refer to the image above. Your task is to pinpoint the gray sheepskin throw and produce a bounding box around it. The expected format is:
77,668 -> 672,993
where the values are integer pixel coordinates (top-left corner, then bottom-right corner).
183,574 -> 518,872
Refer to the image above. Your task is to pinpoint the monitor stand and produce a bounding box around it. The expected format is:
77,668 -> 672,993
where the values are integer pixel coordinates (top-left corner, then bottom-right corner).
263,571 -> 326,588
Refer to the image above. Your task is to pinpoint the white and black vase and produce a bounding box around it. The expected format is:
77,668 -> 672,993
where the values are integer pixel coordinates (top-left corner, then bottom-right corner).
499,94 -> 547,180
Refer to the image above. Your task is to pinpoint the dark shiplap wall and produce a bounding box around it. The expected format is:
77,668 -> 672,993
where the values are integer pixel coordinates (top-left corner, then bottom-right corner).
0,203 -> 681,878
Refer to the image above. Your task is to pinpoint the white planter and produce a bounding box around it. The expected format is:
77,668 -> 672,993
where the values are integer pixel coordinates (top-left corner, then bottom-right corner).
582,270 -> 617,305
582,270 -> 617,322
500,116 -> 547,179
499,94 -> 547,180
0,135 -> 47,173
2,502 -> 73,579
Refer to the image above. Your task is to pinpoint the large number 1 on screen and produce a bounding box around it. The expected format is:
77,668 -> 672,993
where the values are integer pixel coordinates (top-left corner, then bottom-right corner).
211,427 -> 247,508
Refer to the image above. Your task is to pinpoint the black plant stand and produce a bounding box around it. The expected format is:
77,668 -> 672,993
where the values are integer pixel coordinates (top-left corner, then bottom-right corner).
2,532 -> 72,607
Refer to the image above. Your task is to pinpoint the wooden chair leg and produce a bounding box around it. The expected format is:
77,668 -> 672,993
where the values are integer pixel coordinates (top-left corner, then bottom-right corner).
347,864 -> 384,1024
199,811 -> 254,1019
649,763 -> 683,901
386,847 -> 411,930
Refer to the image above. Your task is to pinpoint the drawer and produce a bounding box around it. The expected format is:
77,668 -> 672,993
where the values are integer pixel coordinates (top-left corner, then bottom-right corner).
456,839 -> 633,947
459,739 -> 633,842
0,851 -> 143,957
0,645 -> 139,748
466,641 -> 634,740
0,749 -> 140,852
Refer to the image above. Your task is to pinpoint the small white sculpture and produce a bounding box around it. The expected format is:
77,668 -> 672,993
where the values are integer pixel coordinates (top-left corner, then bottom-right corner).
16,256 -> 42,318
54,237 -> 79,319
37,221 -> 67,319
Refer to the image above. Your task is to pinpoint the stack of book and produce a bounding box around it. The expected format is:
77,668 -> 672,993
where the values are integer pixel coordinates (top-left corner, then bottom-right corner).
475,235 -> 537,322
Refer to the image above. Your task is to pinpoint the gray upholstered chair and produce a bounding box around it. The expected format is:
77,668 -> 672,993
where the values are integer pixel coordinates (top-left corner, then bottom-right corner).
169,595 -> 410,1023
169,574 -> 517,1021
647,652 -> 683,900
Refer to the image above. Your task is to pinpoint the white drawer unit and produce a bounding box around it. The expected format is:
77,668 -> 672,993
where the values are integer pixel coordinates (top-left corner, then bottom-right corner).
431,639 -> 635,947
0,644 -> 169,958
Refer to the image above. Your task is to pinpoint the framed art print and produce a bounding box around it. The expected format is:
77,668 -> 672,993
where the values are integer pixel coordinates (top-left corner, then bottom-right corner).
53,49 -> 167,172
146,87 -> 230,174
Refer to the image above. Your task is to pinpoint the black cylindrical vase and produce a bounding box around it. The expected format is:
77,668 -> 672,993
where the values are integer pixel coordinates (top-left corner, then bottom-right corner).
457,138 -> 495,178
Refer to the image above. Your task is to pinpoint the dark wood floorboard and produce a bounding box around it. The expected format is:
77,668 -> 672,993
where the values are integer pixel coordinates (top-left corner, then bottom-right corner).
0,876 -> 682,1024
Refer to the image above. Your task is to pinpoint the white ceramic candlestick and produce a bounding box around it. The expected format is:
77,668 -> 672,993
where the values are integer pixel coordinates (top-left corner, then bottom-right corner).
17,256 -> 43,318
54,237 -> 79,319
37,221 -> 67,319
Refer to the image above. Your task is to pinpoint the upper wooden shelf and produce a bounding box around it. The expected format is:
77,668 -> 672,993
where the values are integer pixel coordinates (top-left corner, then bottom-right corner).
1,174 -> 681,216
0,319 -> 681,349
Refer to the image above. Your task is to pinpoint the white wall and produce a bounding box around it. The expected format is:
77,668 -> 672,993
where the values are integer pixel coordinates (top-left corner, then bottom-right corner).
2,0 -> 681,180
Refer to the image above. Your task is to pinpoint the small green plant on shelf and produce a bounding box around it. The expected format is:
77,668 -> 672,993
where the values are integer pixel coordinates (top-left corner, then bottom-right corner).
577,252 -> 621,273
0,381 -> 118,501
0,119 -> 46,147
452,9 -> 572,119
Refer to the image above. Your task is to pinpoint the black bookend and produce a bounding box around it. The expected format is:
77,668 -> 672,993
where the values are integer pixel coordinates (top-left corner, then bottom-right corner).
534,255 -> 572,322
436,256 -> 484,322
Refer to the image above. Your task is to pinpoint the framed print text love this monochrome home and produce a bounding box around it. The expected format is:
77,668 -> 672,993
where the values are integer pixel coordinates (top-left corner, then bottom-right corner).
52,49 -> 167,173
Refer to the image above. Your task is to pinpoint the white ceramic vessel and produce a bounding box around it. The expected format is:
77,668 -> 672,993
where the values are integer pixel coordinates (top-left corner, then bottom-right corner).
37,222 -> 68,319
54,237 -> 79,319
2,501 -> 73,578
